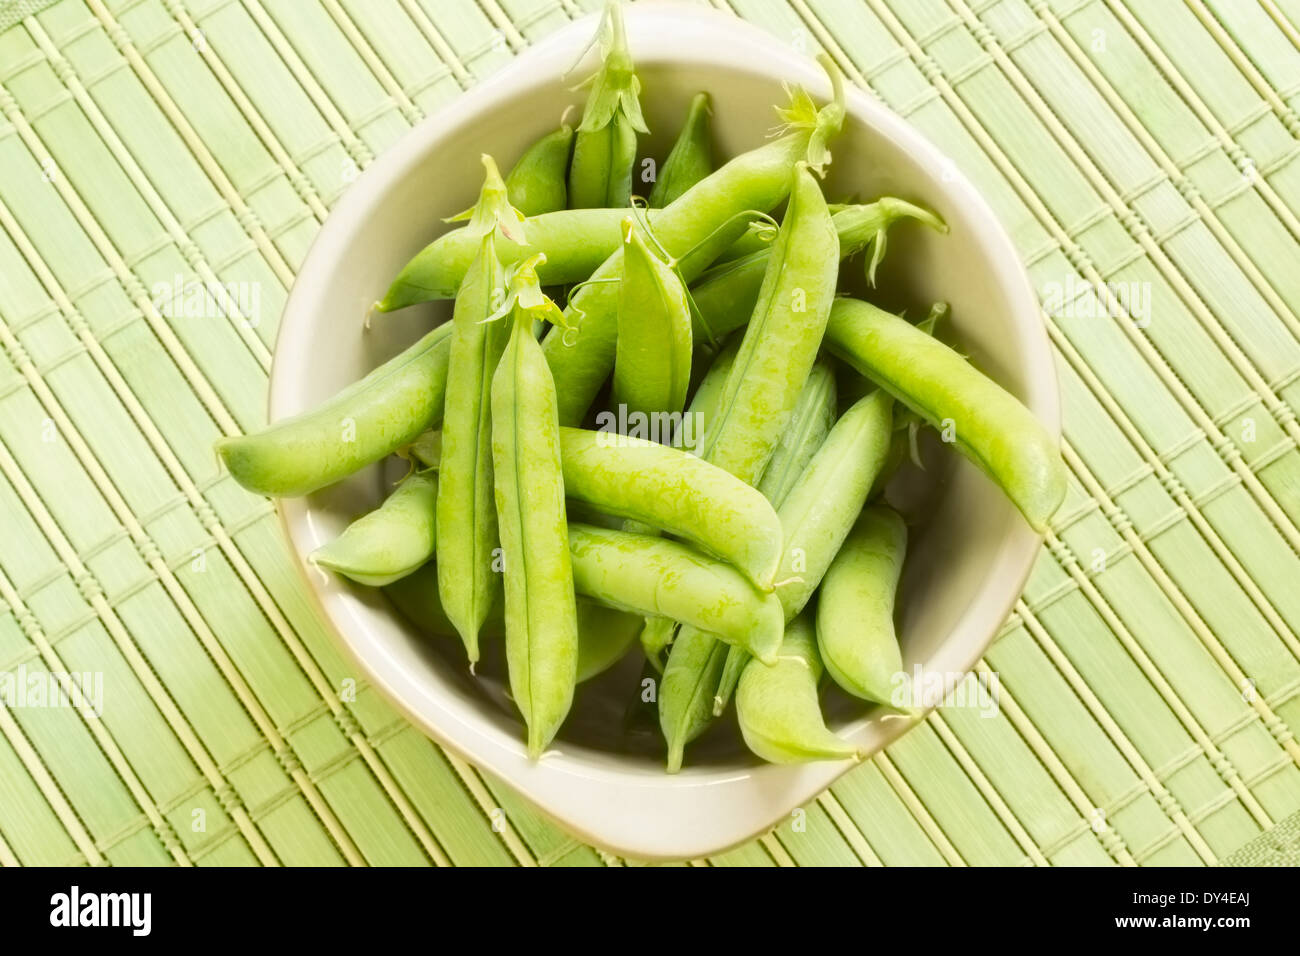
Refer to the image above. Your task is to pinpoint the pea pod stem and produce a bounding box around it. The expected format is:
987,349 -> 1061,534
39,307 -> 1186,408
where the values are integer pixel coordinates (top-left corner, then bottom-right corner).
824,297 -> 1066,531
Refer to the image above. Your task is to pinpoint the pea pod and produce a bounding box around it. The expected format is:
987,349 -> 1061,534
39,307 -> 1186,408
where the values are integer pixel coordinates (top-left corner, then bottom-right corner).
385,564 -> 637,684
817,506 -> 907,703
667,390 -> 893,762
567,4 -> 647,209
637,342 -> 737,666
377,208 -> 653,312
756,360 -> 837,506
217,323 -> 451,497
543,59 -> 847,425
566,524 -> 783,665
690,198 -> 945,344
506,125 -> 574,216
612,219 -> 693,418
559,427 -> 781,590
659,625 -> 730,772
437,156 -> 515,663
491,286 -> 579,759
714,361 -> 838,715
736,612 -> 859,765
310,472 -> 438,586
696,162 -> 838,480
824,298 -> 1066,531
648,92 -> 713,207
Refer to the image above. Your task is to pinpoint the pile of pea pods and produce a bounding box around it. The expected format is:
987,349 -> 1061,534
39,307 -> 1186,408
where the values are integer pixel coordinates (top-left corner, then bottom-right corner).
218,4 -> 1067,771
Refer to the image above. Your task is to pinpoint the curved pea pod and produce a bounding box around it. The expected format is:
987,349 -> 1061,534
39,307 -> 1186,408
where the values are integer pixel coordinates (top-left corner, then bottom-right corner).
566,524 -> 783,665
659,624 -> 730,773
736,612 -> 859,765
612,219 -> 693,419
679,335 -> 739,453
386,565 -> 635,685
377,208 -> 645,312
218,324 -> 451,497
542,59 -> 847,425
775,390 -> 894,620
559,427 -> 781,590
310,473 -> 438,586
817,506 -> 908,704
492,304 -> 579,759
712,644 -> 748,718
567,4 -> 647,209
690,198 -> 946,344
697,163 -> 838,481
648,92 -> 713,207
506,125 -> 574,216
756,360 -> 836,506
825,298 -> 1066,531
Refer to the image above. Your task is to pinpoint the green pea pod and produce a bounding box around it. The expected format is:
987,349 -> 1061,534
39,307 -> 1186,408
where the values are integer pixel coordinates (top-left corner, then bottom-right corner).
648,92 -> 713,207
310,472 -> 438,586
756,360 -> 837,506
612,219 -> 693,418
697,162 -> 838,481
659,624 -> 730,773
714,361 -> 838,715
386,564 -> 636,684
559,427 -> 781,590
566,524 -> 783,664
506,125 -> 574,216
377,208 -> 652,312
825,298 -> 1066,531
491,292 -> 579,759
774,390 -> 895,621
637,340 -> 737,667
736,612 -> 859,765
543,58 -> 847,425
404,430 -> 441,470
817,506 -> 908,703
217,324 -> 451,497
437,156 -> 516,663
567,4 -> 647,209
690,198 -> 946,343
713,389 -> 892,724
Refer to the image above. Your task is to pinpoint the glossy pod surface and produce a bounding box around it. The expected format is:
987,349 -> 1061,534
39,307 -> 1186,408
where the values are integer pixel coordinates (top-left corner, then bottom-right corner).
825,297 -> 1066,531
558,426 -> 782,590
311,472 -> 439,587
506,125 -> 574,216
648,91 -> 714,207
219,324 -> 452,497
817,505 -> 908,704
566,524 -> 783,664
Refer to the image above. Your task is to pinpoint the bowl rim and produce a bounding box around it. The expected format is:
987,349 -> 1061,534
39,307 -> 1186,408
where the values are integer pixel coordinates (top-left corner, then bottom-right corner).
268,2 -> 1058,861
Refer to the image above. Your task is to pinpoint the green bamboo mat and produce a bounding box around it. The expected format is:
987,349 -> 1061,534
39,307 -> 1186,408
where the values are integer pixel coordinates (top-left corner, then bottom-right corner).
0,0 -> 1299,867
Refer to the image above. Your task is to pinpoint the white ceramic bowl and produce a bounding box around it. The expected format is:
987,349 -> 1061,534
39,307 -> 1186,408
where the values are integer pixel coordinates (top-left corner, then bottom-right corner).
270,3 -> 1058,861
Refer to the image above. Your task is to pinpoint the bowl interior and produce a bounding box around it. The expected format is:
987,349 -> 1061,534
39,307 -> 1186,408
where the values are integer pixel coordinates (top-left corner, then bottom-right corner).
274,30 -> 1051,784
